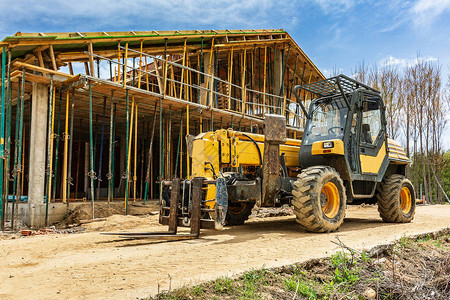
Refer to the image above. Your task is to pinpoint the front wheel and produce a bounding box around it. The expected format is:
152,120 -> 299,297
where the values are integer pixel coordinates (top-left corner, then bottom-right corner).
376,174 -> 415,223
292,166 -> 347,232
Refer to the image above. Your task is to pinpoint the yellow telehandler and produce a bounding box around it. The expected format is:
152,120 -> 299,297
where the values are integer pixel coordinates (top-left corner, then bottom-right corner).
109,75 -> 415,239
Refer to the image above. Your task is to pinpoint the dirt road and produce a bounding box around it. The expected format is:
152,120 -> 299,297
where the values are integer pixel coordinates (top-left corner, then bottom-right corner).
1,205 -> 449,299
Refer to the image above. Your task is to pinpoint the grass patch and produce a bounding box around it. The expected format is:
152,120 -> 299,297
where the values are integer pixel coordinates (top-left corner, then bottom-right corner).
149,228 -> 450,300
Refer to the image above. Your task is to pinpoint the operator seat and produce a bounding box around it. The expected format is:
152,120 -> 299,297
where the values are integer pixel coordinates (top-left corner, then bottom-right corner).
362,124 -> 372,144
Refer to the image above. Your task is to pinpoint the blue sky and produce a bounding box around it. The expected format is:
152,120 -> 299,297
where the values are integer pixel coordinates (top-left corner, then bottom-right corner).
1,0 -> 449,146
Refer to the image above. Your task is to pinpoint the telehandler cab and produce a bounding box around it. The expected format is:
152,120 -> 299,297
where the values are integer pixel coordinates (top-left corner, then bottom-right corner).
108,75 -> 415,239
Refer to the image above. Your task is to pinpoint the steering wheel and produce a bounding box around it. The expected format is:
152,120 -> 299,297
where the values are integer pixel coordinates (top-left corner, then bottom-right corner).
328,126 -> 342,135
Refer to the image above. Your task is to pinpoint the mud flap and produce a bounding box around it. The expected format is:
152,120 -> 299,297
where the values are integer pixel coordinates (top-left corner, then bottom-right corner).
214,177 -> 228,230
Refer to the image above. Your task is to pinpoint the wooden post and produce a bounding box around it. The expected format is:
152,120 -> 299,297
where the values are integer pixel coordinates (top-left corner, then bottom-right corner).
227,47 -> 234,110
88,43 -> 95,78
190,177 -> 203,237
180,38 -> 187,99
36,50 -> 47,77
123,43 -> 129,88
241,48 -> 247,114
263,46 -> 267,115
126,99 -> 135,208
49,45 -> 57,71
153,57 -> 163,93
163,54 -> 169,97
117,42 -> 121,84
168,178 -> 180,233
138,41 -> 143,89
68,62 -> 74,75
144,56 -> 150,91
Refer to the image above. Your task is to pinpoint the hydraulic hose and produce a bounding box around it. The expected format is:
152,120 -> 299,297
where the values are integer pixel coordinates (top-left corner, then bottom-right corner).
239,133 -> 262,166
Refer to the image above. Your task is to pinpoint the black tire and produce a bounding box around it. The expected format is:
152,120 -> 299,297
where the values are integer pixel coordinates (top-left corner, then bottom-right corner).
292,166 -> 347,233
377,174 -> 415,223
225,201 -> 255,226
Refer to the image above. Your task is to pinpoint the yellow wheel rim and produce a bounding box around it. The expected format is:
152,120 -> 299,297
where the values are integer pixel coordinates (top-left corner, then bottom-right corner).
400,186 -> 412,214
321,182 -> 340,218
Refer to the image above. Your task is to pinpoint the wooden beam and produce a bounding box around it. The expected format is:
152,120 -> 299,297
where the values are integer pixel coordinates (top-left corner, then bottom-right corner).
13,61 -> 72,78
49,45 -> 58,70
84,62 -> 90,76
1,31 -> 281,47
36,50 -> 47,77
68,62 -> 74,75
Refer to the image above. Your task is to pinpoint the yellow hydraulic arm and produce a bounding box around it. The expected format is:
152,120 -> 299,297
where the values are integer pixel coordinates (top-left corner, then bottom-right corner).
190,128 -> 302,181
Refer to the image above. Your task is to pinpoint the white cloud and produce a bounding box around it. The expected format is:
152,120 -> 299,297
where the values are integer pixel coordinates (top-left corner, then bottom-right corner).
381,55 -> 438,68
321,69 -> 332,78
410,0 -> 450,26
378,0 -> 450,33
0,0 -> 294,34
311,0 -> 356,14
320,66 -> 344,78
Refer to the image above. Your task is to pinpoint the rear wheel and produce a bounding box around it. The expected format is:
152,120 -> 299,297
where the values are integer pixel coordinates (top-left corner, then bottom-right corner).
292,166 -> 347,232
377,174 -> 415,223
225,201 -> 255,226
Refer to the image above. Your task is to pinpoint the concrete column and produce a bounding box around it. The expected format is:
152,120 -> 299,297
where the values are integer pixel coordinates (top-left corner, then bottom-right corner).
274,47 -> 283,96
200,52 -> 215,106
203,52 -> 215,78
27,83 -> 48,227
273,48 -> 283,113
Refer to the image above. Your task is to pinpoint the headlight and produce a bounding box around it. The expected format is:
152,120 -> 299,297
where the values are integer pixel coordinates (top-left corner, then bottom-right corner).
323,141 -> 334,148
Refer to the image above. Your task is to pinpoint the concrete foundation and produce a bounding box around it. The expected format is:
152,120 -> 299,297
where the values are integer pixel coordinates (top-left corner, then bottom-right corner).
8,202 -> 84,228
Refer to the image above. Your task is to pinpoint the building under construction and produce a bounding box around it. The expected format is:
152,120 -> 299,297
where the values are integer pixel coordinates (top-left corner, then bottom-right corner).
0,29 -> 324,229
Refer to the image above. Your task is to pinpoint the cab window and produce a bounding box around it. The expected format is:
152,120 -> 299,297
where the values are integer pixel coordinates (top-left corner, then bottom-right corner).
361,97 -> 381,145
303,97 -> 348,145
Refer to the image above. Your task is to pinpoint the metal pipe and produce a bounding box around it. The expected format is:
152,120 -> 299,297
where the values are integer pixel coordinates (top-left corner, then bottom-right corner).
74,119 -> 82,200
45,81 -> 55,226
143,104 -> 157,203
133,103 -> 138,200
96,96 -> 107,201
5,50 -> 12,228
107,92 -> 114,205
66,89 -> 75,212
139,121 -> 145,200
167,109 -> 171,180
88,81 -> 96,219
52,92 -> 62,201
159,98 -> 162,201
62,91 -> 70,202
111,103 -> 116,201
0,48 -> 6,230
14,71 -> 25,229
186,105 -> 189,179
124,92 -> 132,214
174,111 -> 183,178
11,74 -> 21,229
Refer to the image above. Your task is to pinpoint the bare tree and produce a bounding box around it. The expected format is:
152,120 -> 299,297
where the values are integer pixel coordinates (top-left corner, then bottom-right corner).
354,57 -> 447,203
